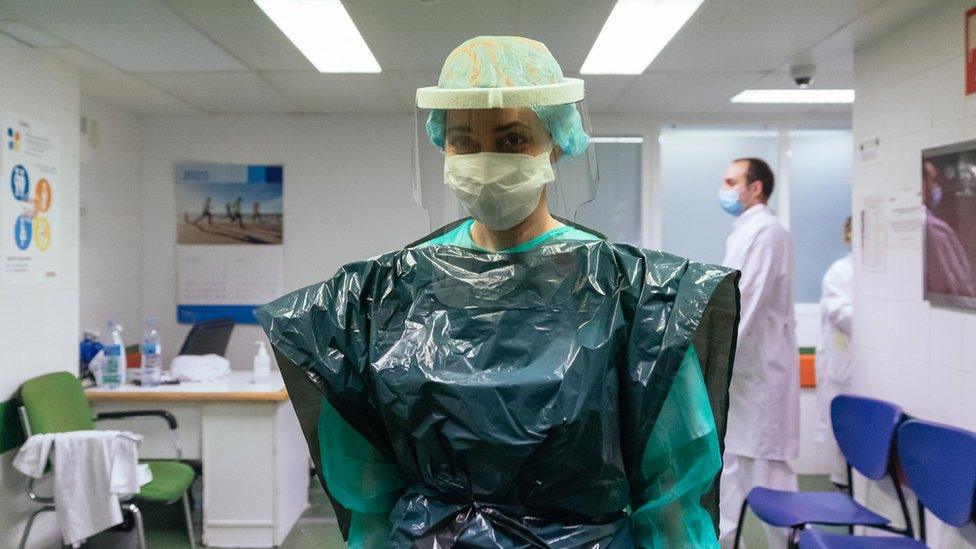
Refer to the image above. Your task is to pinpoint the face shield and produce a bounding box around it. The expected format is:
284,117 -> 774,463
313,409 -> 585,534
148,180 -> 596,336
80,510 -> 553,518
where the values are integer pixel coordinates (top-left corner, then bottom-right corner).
413,73 -> 599,232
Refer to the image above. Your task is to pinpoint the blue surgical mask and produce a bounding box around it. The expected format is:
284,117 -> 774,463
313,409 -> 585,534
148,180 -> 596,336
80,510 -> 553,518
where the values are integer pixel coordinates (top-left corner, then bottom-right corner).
718,188 -> 744,216
931,185 -> 943,207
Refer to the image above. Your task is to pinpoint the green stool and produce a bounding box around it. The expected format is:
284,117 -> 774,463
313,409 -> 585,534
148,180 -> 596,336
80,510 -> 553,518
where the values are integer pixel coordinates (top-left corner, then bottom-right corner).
17,371 -> 197,549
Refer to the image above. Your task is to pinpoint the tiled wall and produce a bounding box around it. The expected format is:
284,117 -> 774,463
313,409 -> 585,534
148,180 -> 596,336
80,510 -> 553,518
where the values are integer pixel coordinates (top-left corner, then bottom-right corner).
79,96 -> 143,340
852,1 -> 976,546
0,35 -> 79,547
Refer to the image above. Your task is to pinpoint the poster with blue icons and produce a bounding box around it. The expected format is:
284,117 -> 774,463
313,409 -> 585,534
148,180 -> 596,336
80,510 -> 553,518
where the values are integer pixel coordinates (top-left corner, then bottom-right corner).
1,112 -> 60,285
174,162 -> 284,324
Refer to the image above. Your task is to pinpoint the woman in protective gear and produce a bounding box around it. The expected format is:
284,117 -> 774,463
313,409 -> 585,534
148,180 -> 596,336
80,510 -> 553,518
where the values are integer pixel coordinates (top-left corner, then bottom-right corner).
258,36 -> 739,548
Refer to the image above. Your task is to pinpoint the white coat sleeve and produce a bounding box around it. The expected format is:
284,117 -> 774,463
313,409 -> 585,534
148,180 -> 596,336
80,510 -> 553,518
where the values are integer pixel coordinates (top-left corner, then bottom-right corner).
735,227 -> 785,343
13,433 -> 54,478
821,267 -> 852,337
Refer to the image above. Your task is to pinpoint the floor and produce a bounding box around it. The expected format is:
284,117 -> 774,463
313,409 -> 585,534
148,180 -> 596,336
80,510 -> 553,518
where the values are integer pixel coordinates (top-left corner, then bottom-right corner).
133,474 -> 838,548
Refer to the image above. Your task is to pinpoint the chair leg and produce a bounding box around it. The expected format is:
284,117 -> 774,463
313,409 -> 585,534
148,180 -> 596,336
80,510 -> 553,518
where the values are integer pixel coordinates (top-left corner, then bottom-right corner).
126,503 -> 147,549
183,492 -> 198,549
788,526 -> 799,549
733,498 -> 749,549
19,506 -> 55,549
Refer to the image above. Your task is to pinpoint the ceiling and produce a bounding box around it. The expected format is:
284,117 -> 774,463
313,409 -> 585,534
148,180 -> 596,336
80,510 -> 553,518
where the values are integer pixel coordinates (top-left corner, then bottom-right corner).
0,0 -> 939,118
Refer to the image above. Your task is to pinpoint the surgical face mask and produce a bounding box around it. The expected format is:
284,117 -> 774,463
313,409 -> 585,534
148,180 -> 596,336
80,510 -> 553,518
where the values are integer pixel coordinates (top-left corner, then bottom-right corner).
931,185 -> 943,207
444,147 -> 555,230
718,187 -> 744,216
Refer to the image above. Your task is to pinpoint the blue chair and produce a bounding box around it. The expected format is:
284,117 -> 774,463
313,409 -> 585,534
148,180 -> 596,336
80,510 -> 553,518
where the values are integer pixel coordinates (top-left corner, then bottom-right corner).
799,418 -> 976,547
734,395 -> 913,548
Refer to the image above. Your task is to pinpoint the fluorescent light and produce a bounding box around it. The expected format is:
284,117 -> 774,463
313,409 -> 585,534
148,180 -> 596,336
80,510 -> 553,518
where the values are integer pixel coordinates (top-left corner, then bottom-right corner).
591,136 -> 645,143
581,0 -> 704,75
730,89 -> 855,104
254,0 -> 380,73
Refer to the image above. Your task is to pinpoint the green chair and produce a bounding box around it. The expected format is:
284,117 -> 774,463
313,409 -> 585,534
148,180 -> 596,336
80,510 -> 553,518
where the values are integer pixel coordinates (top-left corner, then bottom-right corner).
16,371 -> 197,549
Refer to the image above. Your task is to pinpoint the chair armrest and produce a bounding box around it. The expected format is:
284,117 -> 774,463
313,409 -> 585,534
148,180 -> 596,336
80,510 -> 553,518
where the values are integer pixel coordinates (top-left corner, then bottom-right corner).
94,410 -> 178,430
93,410 -> 182,459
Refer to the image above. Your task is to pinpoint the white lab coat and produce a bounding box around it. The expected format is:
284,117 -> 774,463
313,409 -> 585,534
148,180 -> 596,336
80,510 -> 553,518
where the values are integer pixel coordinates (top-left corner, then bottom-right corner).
13,430 -> 150,546
721,204 -> 799,461
815,254 -> 853,441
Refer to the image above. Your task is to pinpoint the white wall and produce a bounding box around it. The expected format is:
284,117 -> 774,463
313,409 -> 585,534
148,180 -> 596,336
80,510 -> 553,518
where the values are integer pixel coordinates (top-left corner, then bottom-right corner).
79,96 -> 143,339
140,114 -> 428,370
852,1 -> 976,546
0,35 -> 79,548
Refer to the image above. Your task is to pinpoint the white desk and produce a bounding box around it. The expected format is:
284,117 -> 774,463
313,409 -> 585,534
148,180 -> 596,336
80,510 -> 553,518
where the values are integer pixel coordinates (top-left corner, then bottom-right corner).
86,372 -> 309,548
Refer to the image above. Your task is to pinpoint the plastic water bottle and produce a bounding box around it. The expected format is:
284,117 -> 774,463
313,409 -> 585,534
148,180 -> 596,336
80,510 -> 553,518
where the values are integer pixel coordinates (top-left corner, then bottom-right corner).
140,317 -> 162,387
102,321 -> 127,389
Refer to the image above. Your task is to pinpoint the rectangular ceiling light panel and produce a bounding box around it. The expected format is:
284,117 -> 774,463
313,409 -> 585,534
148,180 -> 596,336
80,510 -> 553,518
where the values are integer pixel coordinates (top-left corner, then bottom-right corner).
581,0 -> 704,75
730,89 -> 855,104
254,0 -> 380,73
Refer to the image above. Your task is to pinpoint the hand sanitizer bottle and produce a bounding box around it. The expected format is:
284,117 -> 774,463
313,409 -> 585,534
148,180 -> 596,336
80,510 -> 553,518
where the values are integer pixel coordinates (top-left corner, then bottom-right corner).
140,317 -> 162,387
102,321 -> 127,389
254,341 -> 271,382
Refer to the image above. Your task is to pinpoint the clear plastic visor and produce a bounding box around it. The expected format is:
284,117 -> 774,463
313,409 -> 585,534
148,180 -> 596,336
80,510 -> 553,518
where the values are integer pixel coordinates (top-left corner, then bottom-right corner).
412,101 -> 599,232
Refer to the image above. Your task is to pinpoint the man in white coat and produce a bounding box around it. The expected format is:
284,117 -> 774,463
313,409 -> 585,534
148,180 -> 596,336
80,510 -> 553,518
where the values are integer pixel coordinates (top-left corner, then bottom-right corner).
815,217 -> 853,487
717,157 -> 799,548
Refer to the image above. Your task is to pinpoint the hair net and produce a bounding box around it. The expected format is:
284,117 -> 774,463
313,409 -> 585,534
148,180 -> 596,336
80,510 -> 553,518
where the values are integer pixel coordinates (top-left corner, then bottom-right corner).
424,36 -> 590,158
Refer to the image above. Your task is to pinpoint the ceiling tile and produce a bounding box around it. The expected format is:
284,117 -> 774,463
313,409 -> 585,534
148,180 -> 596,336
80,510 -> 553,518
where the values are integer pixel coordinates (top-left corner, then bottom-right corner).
140,72 -> 299,113
514,0 -> 614,72
0,20 -> 63,47
648,0 -> 884,72
0,0 -> 245,72
262,72 -> 403,113
568,74 -> 636,113
610,72 -> 767,114
750,70 -> 854,89
344,0 -> 521,71
45,47 -> 200,115
162,0 -> 313,72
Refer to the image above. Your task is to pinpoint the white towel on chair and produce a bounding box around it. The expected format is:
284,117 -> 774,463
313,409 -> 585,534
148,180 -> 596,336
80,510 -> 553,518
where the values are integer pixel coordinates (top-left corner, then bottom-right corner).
14,430 -> 147,546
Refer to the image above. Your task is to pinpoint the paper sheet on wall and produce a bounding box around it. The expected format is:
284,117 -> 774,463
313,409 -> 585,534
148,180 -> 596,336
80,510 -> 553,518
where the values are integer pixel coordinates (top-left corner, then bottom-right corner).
175,163 -> 283,324
887,191 -> 924,250
860,195 -> 887,272
0,112 -> 61,285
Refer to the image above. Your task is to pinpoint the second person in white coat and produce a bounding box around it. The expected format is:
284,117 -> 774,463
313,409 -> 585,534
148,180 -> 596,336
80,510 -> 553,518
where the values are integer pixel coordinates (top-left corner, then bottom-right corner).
717,158 -> 800,548
816,217 -> 854,487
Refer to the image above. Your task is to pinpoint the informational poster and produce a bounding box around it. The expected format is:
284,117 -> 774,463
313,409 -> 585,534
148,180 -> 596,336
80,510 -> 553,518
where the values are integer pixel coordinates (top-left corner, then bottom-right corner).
887,193 -> 923,250
860,194 -> 887,273
857,135 -> 880,164
175,163 -> 283,324
0,112 -> 60,285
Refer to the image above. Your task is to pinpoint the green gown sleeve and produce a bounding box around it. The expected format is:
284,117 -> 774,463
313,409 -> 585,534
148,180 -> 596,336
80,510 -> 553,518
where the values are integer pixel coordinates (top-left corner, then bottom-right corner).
316,397 -> 407,548
257,259 -> 410,546
629,345 -> 722,548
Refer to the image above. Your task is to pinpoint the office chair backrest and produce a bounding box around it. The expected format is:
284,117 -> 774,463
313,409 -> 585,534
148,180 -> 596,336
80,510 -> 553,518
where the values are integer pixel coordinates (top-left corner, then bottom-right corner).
20,372 -> 94,435
898,419 -> 976,527
831,394 -> 904,480
179,317 -> 234,356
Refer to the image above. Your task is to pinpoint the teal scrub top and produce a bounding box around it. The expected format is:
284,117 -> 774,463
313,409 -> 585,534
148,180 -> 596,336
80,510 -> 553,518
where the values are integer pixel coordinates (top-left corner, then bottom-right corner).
418,218 -> 600,252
